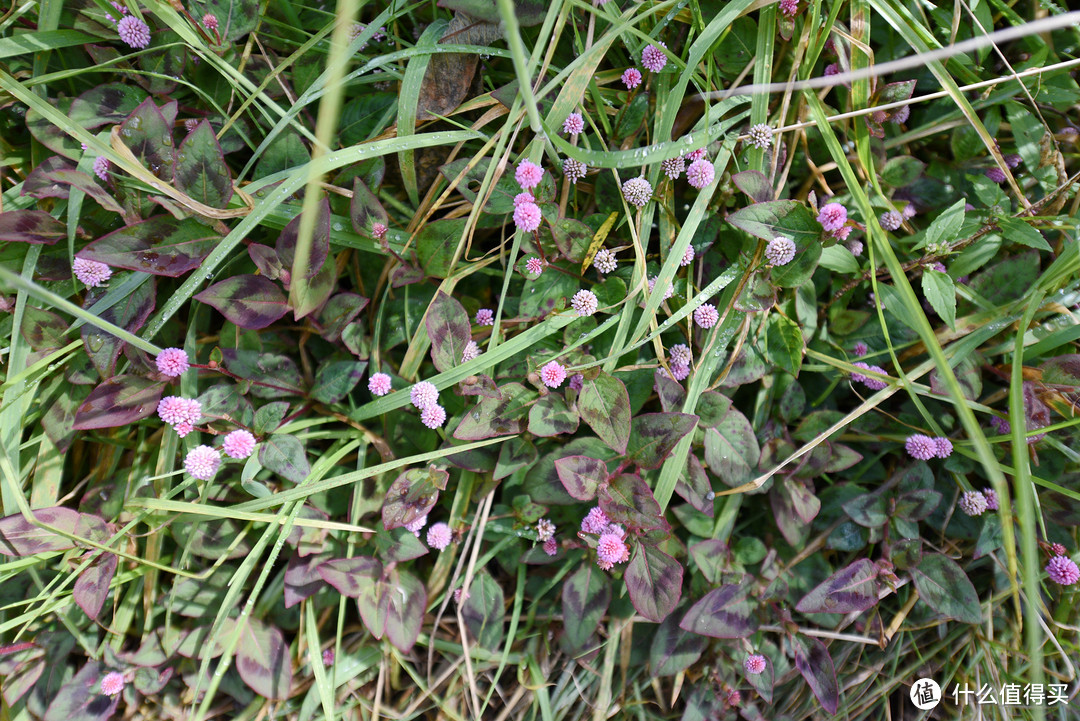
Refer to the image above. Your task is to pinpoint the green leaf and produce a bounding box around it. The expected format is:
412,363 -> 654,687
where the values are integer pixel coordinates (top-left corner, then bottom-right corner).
174,120 -> 233,208
598,473 -> 671,538
703,407 -> 760,488
554,455 -> 607,501
766,313 -> 804,376
911,553 -> 982,624
578,371 -> 631,454
236,619 -> 293,700
311,360 -> 367,404
678,584 -> 758,638
381,467 -> 449,530
43,661 -> 118,721
923,198 -> 966,250
650,610 -> 706,676
624,542 -> 683,623
79,216 -> 222,276
438,0 -> 547,26
818,244 -> 859,273
997,216 -> 1051,251
880,156 -> 924,187
258,434 -> 311,483
188,0 -> 261,42
119,98 -> 175,180
194,275 -> 289,329
426,291 -> 471,373
527,393 -> 579,437
384,569 -> 426,652
415,218 -> 465,279
519,263 -> 578,317
461,571 -> 504,650
795,559 -> 879,614
626,413 -> 698,470
921,270 -> 956,328
350,177 -> 388,234
453,383 -> 534,440
561,564 -> 611,654
791,634 -> 839,714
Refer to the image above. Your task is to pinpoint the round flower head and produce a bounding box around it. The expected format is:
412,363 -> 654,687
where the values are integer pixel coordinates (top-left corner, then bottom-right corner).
117,16 -> 151,48
1046,555 -> 1080,586
93,156 -> 110,181
905,434 -> 936,461
563,157 -> 587,184
850,362 -> 889,390
686,148 -> 706,162
368,372 -> 392,396
515,160 -> 544,190
661,155 -> 685,180
933,436 -> 953,459
621,177 -> 653,207
410,381 -> 439,410
686,158 -> 714,189
563,112 -> 585,136
985,167 -> 1006,183
642,43 -> 667,73
514,202 -> 543,233
513,191 -> 535,208
405,514 -> 428,535
421,404 -> 447,429
475,308 -> 494,326
537,518 -> 556,542
681,245 -> 696,266
372,222 -> 388,241
184,445 -> 221,480
779,0 -> 799,15
593,248 -> 617,274
982,488 -> 999,511
670,363 -> 690,381
990,415 -> 1010,434
890,105 -> 911,124
597,532 -> 630,566
621,67 -> 642,89
540,360 -> 567,388
746,124 -> 773,150
694,304 -> 719,329
525,256 -> 544,276
902,204 -> 917,219
847,239 -> 864,256
569,373 -> 584,391
571,289 -> 599,317
648,276 -> 673,300
824,63 -> 839,76
879,210 -> 903,231
765,236 -> 797,266
669,344 -> 692,367
184,118 -> 198,133
101,671 -> 125,697
1004,153 -> 1022,169
202,13 -> 218,31
322,648 -> 334,666
853,342 -> 868,357
817,202 -> 848,232
222,429 -> 256,460
1051,542 -> 1067,557
581,506 -> 610,534
744,654 -> 767,675
958,490 -> 988,517
155,348 -> 190,377
427,522 -> 453,550
543,537 -> 558,556
174,422 -> 194,438
73,257 -> 112,288
461,340 -> 481,363
158,396 -> 195,426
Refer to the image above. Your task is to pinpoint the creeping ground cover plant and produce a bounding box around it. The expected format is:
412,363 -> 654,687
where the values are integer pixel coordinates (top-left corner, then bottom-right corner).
1,0 -> 1080,719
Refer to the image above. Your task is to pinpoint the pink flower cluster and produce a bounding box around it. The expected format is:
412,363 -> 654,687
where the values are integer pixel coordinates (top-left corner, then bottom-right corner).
513,161 -> 545,232
580,507 -> 630,571
850,361 -> 889,390
540,361 -> 567,388
158,396 -> 201,438
427,522 -> 452,550
904,434 -> 953,461
817,202 -> 852,241
155,348 -> 189,377
1046,554 -> 1079,586
73,258 -> 112,288
410,381 -> 446,429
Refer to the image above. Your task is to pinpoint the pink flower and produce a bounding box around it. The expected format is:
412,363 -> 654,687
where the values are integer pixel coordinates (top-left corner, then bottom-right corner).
405,514 -> 427,534
958,490 -> 987,516
202,13 -> 218,30
680,246 -> 695,266
1004,153 -> 1022,169
453,587 -> 468,603
853,342 -> 869,356
222,430 -> 256,459
93,156 -> 110,181
117,16 -> 151,48
670,363 -> 690,381
847,240 -> 864,256
514,202 -> 543,232
686,148 -> 706,162
158,396 -> 201,427
621,176 -> 652,207
569,374 -> 584,391
427,522 -> 452,550
744,654 -> 767,675
410,381 -> 439,409
694,304 -> 719,329
543,537 -> 558,556
879,210 -> 903,231
155,348 -> 190,377
850,361 -> 889,390
563,112 -> 585,136
515,160 -> 544,190
642,43 -> 667,73
985,167 -> 1006,183
540,361 -> 567,388
597,532 -> 629,566
563,157 -> 587,183
824,63 -> 839,76
765,236 -> 796,266
537,518 -> 555,541
779,0 -> 799,15
461,340 -> 481,363
648,276 -> 673,300
101,671 -> 125,696
322,648 -> 334,666
571,289 -> 598,316
372,222 -> 388,241
830,225 -> 852,241
174,422 -> 194,438
661,156 -> 685,180
513,191 -> 535,207
184,445 -> 221,480
581,506 -> 610,534
621,68 -> 642,89
475,308 -> 494,326
368,372 -> 392,396
669,344 -> 692,366
933,436 -> 953,458
905,434 -> 936,461
73,257 -> 112,287
817,202 -> 848,232
686,159 -> 714,189
184,118 -> 198,132
1051,542 -> 1067,557
525,256 -> 544,276
593,248 -> 617,274
982,488 -> 999,510
1046,555 -> 1079,586
421,404 -> 447,429
746,124 -> 773,150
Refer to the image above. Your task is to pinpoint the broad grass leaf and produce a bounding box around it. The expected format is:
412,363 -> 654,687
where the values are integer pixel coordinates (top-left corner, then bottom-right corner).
73,552 -> 117,620
911,553 -> 982,624
258,433 -> 310,483
921,270 -> 956,328
627,413 -> 698,470
0,210 -> 65,244
554,455 -> 607,501
650,611 -> 706,676
461,571 -> 504,650
195,274 -> 289,329
527,393 -> 579,437
791,634 -> 839,714
703,407 -> 759,487
42,660 -> 119,721
78,216 -> 220,276
317,556 -> 382,598
237,619 -> 293,700
795,559 -> 880,614
679,585 -> 757,638
578,371 -> 631,454
624,543 -> 683,623
0,507 -> 81,556
561,564 -> 611,655
440,158 -> 518,214
73,376 -> 164,430
174,120 -> 233,208
385,569 -> 426,652
81,279 -> 156,378
119,98 -> 174,179
426,291 -> 471,373
381,467 -> 448,530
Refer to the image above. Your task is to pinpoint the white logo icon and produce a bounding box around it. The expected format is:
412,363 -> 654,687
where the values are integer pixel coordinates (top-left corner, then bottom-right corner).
911,678 -> 942,710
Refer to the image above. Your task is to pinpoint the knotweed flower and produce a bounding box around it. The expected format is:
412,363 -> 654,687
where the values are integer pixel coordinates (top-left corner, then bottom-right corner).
222,430 -> 256,459
648,276 -> 673,300
669,344 -> 692,367
686,159 -> 714,189
372,222 -> 387,241
453,587 -> 468,603
156,348 -> 189,377
410,381 -> 439,410
621,68 -> 642,89
686,148 -> 706,162
958,490 -> 988,516
202,13 -> 218,31
322,649 -> 334,666
642,43 -> 667,73
581,506 -> 610,534
571,289 -> 598,316
563,112 -> 585,136
184,445 -> 221,480
853,342 -> 868,357
1004,153 -> 1022,169
184,118 -> 199,133
746,124 -> 773,150
475,308 -> 494,326
174,423 -> 194,438
525,256 -> 544,276
513,191 -> 535,208
597,532 -> 630,568
514,202 -> 543,232
850,362 -> 889,390
990,415 -> 1010,434
405,515 -> 427,535
765,236 -> 796,266
1051,543 -> 1067,557
902,204 -> 917,219
681,246 -> 695,266
817,202 -> 848,232
540,361 -> 567,388
621,177 -> 652,207
537,518 -> 556,542
421,404 -> 447,429
779,0 -> 799,16
515,160 -> 544,190
117,16 -> 151,48
670,363 -> 690,381
744,654 -> 767,675
101,671 -> 125,697
933,437 -> 953,459
157,396 -> 200,427
73,258 -> 112,287
661,155 -> 685,180
368,373 -> 392,396
569,374 -> 584,391
461,340 -> 481,363
847,239 -> 864,256
593,248 -> 617,274
694,304 -> 719,329
1046,556 -> 1079,586
891,105 -> 911,124
824,63 -> 839,76
427,522 -> 452,550
905,434 -> 936,460
985,167 -> 1006,183
543,537 -> 558,556
879,210 -> 903,231
982,488 -> 999,511
93,156 -> 110,181
563,157 -> 587,183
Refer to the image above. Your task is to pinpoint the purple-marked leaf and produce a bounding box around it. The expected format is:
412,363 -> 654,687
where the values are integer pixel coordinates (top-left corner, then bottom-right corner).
194,274 -> 289,329
528,393 -> 579,437
119,98 -> 175,179
650,610 -> 706,676
627,412 -> 698,470
438,0 -> 546,25
317,556 -> 382,598
174,120 -> 233,208
771,479 -> 818,547
22,156 -> 72,199
219,350 -> 304,397
0,507 -> 82,556
73,376 -> 164,431
824,443 -> 863,473
561,563 -> 611,654
133,666 -> 173,695
385,569 -> 426,652
284,553 -> 330,608
81,278 -> 156,378
350,177 -> 388,233
357,579 -> 390,639
171,518 -> 252,560
796,559 -> 880,614
0,642 -> 44,674
0,210 -> 65,244
842,491 -> 889,528
48,168 -> 125,215
118,630 -> 167,667
70,82 -> 147,129
236,618 -> 292,700
453,383 -> 535,440
599,474 -> 671,538
624,543 -> 683,623
675,453 -> 713,517
461,571 -> 504,650
310,359 -> 367,404
791,634 -> 839,714
284,506 -> 329,557
248,243 -> 284,280
894,489 -> 941,522
1,657 -> 44,707
494,436 -> 536,480
276,198 -> 331,281
911,553 -> 982,624
21,306 -> 68,351
290,247 -> 336,320
381,467 -> 449,530
374,525 -> 428,564
173,620 -> 236,659
679,585 -> 757,638
43,660 -> 119,721
732,170 -> 774,203
746,654 -> 774,703
551,217 -> 593,262
578,371 -> 631,454
167,576 -> 229,617
654,371 -> 685,412
689,539 -> 730,586
73,552 -> 118,620
459,373 -> 502,400
426,291 -> 471,373
703,407 -> 760,488
78,216 -> 221,277
554,455 -> 607,501
318,293 -> 368,343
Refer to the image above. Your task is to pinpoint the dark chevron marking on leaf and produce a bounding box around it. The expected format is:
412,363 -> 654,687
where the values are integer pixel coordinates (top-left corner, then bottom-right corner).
194,274 -> 289,329
81,278 -> 156,378
73,552 -> 118,620
527,393 -> 579,437
173,120 -> 233,208
0,210 -> 65,244
624,543 -> 683,622
0,507 -> 82,556
626,412 -> 698,470
650,611 -> 706,676
119,98 -> 175,180
42,660 -> 119,721
796,559 -> 880,614
554,455 -> 607,501
561,564 -> 611,654
317,556 -> 382,598
70,82 -> 147,128
350,176 -> 389,233
679,585 -> 758,638
276,197 -> 331,281
791,633 -> 839,714
453,383 -> 535,440
911,553 -> 982,624
385,569 -> 427,652
73,376 -> 165,430
283,552 -> 330,608
381,467 -> 449,530
461,571 -> 505,650
236,618 -> 293,700
426,291 -> 471,373
599,473 -> 670,537
578,371 -> 631,454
